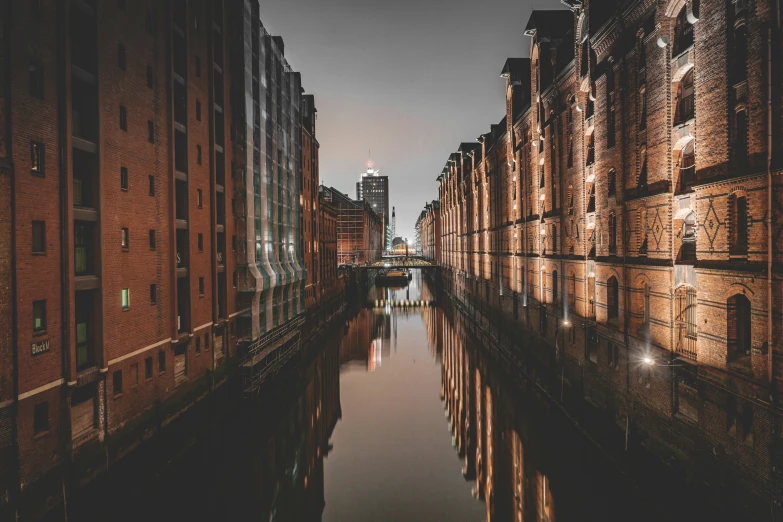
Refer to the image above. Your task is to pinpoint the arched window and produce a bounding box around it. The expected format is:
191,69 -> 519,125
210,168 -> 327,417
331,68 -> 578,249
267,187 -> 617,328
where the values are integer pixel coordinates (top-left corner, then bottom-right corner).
675,286 -> 698,359
585,132 -> 595,166
727,293 -> 751,359
733,24 -> 748,83
569,273 -> 576,308
681,211 -> 697,262
552,270 -> 558,301
607,276 -> 619,319
676,69 -> 694,124
608,213 -> 617,254
674,5 -> 694,55
607,168 -> 616,196
638,145 -> 648,190
679,139 -> 695,190
643,283 -> 650,324
730,194 -> 748,256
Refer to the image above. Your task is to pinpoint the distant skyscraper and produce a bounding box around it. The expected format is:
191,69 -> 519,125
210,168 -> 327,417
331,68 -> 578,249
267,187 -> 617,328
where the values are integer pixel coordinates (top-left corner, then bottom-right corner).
356,163 -> 390,247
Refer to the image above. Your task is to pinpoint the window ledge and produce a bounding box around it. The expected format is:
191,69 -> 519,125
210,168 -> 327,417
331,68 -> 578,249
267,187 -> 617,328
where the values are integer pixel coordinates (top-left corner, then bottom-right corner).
34,430 -> 49,440
33,330 -> 48,338
113,393 -> 123,400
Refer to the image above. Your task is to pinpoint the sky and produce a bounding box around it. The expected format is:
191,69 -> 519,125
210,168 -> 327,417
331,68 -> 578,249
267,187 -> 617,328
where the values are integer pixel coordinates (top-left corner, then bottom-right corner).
258,0 -> 566,240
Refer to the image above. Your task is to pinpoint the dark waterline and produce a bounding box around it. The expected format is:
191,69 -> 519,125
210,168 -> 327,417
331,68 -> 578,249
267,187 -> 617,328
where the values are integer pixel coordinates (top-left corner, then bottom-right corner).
50,274 -> 731,522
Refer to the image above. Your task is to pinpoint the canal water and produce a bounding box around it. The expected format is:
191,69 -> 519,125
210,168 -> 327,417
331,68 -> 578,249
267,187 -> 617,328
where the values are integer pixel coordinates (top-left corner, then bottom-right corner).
53,273 -> 729,522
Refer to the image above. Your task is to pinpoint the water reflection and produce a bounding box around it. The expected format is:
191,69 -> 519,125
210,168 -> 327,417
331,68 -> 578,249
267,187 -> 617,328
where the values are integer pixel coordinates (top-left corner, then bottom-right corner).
53,273 -> 708,522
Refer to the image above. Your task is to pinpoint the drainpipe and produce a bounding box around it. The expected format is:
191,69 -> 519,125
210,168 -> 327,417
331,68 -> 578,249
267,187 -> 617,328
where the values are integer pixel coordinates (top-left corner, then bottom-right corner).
767,26 -> 773,387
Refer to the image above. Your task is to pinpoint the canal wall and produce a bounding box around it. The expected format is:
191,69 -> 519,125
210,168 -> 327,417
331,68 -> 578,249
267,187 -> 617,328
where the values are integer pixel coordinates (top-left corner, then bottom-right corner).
434,267 -> 780,521
12,294 -> 347,521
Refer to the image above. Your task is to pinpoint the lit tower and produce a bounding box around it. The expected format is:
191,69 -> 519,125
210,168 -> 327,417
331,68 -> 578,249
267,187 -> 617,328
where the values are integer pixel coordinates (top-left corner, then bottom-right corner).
391,206 -> 396,245
356,160 -> 390,248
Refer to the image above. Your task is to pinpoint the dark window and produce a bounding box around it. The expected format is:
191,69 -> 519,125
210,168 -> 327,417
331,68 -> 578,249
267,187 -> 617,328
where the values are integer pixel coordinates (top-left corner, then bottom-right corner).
197,233 -> 203,251
676,70 -> 694,124
585,133 -> 595,166
674,6 -> 694,56
607,276 -> 619,319
680,140 -> 695,190
195,56 -> 201,77
120,166 -> 128,190
643,283 -> 650,324
150,283 -> 157,304
158,349 -> 166,373
197,189 -> 203,208
145,357 -> 153,379
730,194 -> 748,255
149,175 -> 155,196
31,141 -> 44,176
727,293 -> 751,359
197,145 -> 202,165
34,402 -> 48,434
113,370 -> 122,396
195,337 -> 201,353
147,64 -> 154,88
147,121 -> 155,143
121,227 -> 129,249
608,169 -> 616,196
32,221 -> 45,253
33,300 -> 46,332
232,235 -> 236,251
199,277 -> 204,296
733,109 -> 748,161
118,43 -> 126,70
29,62 -> 44,98
734,25 -> 748,83
119,106 -> 127,130
552,270 -> 558,301
149,229 -> 156,250
608,214 -> 617,254
196,100 -> 201,121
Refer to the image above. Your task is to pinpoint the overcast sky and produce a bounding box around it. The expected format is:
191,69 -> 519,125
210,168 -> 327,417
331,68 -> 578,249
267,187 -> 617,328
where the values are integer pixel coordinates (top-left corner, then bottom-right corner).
259,0 -> 565,239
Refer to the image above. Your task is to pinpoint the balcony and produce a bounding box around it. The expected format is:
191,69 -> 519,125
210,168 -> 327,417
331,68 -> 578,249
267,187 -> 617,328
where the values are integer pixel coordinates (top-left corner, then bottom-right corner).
74,223 -> 96,277
72,149 -> 98,211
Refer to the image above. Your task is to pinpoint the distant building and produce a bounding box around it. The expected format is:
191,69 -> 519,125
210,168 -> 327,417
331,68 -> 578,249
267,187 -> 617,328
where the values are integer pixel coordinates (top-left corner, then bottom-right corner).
355,165 -> 390,247
318,187 -> 343,304
328,188 -> 383,266
302,95 -> 319,309
418,201 -> 441,263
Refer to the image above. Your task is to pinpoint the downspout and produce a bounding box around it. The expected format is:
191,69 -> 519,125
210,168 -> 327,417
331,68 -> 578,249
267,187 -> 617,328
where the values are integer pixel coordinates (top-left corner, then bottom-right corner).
767,25 -> 773,387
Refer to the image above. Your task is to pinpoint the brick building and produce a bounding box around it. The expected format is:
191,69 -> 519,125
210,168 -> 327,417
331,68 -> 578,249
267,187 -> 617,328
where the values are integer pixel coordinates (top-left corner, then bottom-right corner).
432,0 -> 783,511
0,0 -> 320,509
302,95 -> 320,309
327,187 -> 383,266
418,200 -> 441,263
318,187 -> 343,305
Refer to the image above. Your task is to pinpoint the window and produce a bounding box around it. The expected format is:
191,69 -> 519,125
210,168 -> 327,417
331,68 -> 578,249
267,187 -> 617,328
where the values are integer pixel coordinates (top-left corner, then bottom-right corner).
674,6 -> 694,56
204,333 -> 209,350
147,121 -> 155,143
195,56 -> 201,77
145,356 -> 153,379
29,62 -> 44,98
232,235 -> 237,251
196,100 -> 201,121
727,293 -> 751,359
149,175 -> 155,196
607,169 -> 616,196
197,233 -> 203,251
32,221 -> 45,254
608,213 -> 617,254
121,288 -> 130,310
569,273 -> 576,308
734,25 -> 748,83
639,86 -> 647,130
607,105 -> 616,148
121,227 -> 129,249
31,141 -> 44,176
679,140 -> 695,190
149,229 -> 156,250
638,145 -> 647,190
147,64 -> 154,88
197,189 -> 203,208
730,194 -> 748,255
552,270 -> 558,301
607,343 -> 619,369
150,284 -> 157,304
733,109 -> 748,162
643,283 -> 650,324
195,337 -> 201,353
113,370 -> 122,396
676,70 -> 694,124
119,106 -> 127,130
197,145 -> 202,165
676,286 -> 698,359
198,277 -> 205,296
585,132 -> 595,166
33,300 -> 46,332
118,43 -> 126,70
607,276 -> 619,320
34,402 -> 48,434
158,349 -> 166,373
120,166 -> 128,190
